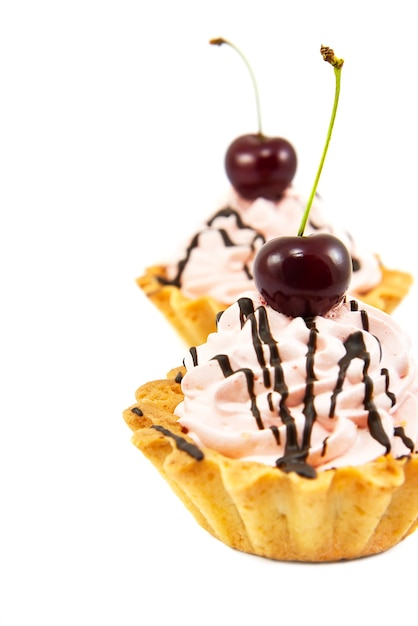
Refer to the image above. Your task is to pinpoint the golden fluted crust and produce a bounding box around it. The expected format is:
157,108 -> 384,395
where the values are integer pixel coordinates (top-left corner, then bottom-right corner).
137,262 -> 413,346
137,266 -> 224,346
124,371 -> 418,562
355,262 -> 413,314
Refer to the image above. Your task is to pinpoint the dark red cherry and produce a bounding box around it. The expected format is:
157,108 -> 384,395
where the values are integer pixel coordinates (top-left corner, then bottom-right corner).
253,233 -> 352,318
225,134 -> 297,200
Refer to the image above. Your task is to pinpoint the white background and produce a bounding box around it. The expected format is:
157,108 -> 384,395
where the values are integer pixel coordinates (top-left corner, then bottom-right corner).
1,1 -> 418,624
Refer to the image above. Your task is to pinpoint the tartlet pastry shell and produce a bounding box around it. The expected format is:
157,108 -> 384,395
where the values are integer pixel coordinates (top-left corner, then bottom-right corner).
124,369 -> 418,562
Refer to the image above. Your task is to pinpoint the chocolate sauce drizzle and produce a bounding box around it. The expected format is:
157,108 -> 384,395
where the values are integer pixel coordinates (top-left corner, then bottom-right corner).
131,406 -> 203,460
151,425 -> 204,461
187,297 -> 407,478
393,427 -> 415,452
329,330 -> 392,454
157,205 -> 361,289
174,370 -> 183,384
156,207 -> 265,288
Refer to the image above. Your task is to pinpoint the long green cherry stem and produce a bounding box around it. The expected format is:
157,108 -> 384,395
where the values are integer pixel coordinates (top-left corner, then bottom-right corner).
298,45 -> 344,237
210,37 -> 263,136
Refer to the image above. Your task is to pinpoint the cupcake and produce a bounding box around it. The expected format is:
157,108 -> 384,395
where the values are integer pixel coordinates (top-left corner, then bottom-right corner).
124,288 -> 418,562
137,41 -> 412,346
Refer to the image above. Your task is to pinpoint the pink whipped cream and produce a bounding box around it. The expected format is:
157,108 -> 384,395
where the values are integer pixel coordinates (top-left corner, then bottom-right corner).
163,187 -> 382,304
176,292 -> 418,475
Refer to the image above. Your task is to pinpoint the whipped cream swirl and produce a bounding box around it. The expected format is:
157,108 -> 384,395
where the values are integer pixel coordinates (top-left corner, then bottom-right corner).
163,187 -> 382,304
176,293 -> 418,476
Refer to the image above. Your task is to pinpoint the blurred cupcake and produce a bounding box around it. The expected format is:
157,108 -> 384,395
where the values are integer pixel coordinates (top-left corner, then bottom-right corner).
139,186 -> 412,345
137,40 -> 412,345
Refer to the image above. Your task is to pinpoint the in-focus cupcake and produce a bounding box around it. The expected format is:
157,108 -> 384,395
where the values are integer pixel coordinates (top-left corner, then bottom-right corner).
124,290 -> 418,562
138,40 -> 412,346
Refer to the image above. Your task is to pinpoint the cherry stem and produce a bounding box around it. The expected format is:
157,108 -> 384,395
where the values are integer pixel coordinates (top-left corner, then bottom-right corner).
210,37 -> 263,136
298,46 -> 344,237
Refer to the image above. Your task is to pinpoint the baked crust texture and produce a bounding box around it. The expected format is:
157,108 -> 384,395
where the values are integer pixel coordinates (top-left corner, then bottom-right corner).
124,371 -> 418,562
